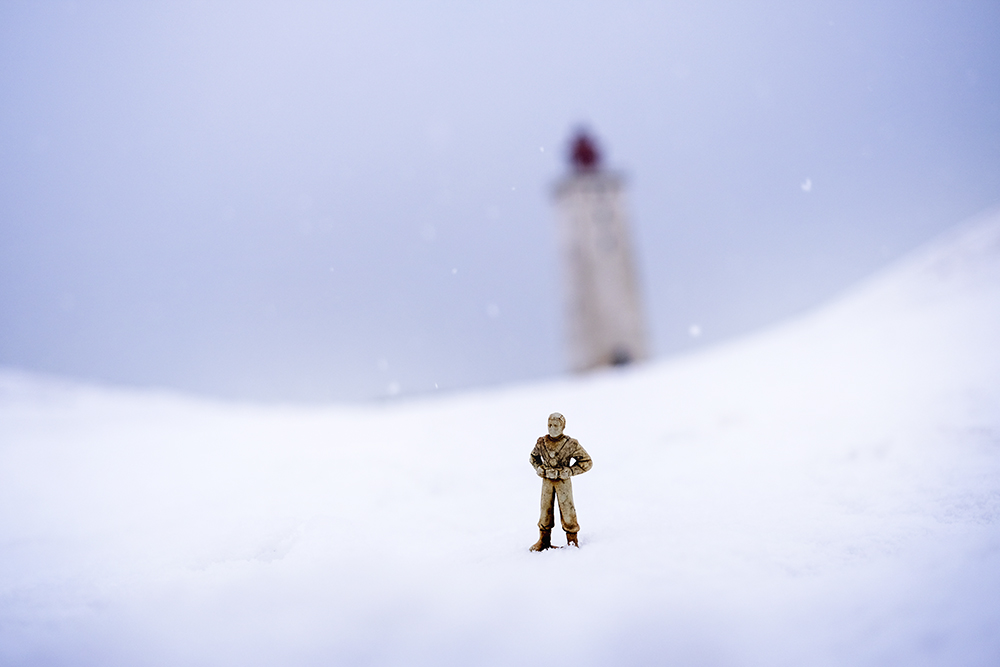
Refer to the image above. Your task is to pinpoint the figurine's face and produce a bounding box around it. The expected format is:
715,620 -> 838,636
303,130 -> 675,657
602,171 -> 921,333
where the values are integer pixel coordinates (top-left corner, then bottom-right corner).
548,416 -> 564,438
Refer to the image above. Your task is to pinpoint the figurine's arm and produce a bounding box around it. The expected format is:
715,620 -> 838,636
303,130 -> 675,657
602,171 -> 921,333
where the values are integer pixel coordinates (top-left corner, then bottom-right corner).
529,438 -> 548,477
568,440 -> 592,476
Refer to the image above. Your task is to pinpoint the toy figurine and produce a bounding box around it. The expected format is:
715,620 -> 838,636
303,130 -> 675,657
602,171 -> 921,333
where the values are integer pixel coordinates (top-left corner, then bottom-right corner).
529,412 -> 593,550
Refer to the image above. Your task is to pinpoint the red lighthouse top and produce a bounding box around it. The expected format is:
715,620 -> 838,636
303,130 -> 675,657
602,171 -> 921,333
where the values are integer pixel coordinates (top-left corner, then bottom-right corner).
570,131 -> 601,172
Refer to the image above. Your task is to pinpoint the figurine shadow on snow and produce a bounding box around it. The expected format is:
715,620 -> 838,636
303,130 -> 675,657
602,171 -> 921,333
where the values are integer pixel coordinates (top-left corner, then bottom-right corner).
529,412 -> 592,551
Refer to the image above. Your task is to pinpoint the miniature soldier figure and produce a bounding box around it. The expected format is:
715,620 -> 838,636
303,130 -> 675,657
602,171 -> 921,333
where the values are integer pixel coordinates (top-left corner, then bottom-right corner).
529,412 -> 593,550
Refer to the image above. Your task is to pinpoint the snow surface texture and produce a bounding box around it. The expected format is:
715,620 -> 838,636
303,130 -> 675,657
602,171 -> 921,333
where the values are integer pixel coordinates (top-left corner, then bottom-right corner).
2,212 -> 1000,666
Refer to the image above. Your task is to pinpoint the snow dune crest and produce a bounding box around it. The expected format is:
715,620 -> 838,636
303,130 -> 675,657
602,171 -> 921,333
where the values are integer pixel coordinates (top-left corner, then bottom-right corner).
2,211 -> 1000,666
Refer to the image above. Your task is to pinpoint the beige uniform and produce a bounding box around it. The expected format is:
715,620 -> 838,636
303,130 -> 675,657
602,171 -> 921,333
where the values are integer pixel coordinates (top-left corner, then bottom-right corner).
529,435 -> 592,533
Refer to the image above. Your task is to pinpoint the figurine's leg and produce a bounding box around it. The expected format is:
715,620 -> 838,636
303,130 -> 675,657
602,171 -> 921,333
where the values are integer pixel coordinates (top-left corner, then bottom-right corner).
530,480 -> 556,551
537,479 -> 556,531
554,479 -> 580,534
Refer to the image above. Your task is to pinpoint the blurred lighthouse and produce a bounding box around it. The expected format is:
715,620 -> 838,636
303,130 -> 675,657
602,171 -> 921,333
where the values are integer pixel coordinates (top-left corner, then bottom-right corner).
553,130 -> 649,372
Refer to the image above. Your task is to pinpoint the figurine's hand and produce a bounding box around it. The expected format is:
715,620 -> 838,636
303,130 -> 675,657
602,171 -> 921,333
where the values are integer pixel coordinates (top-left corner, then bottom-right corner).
534,466 -> 546,477
559,467 -> 572,480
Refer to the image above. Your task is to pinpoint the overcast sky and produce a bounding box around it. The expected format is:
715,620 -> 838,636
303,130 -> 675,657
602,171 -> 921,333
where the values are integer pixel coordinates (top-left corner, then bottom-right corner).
2,0 -> 999,402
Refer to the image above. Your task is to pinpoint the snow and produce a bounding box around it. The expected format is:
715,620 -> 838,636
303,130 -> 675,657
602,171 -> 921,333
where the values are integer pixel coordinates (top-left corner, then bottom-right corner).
2,211 -> 1000,666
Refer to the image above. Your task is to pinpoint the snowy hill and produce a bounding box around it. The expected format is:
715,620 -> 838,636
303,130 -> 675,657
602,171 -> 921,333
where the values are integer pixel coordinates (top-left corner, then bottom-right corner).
2,211 -> 1000,666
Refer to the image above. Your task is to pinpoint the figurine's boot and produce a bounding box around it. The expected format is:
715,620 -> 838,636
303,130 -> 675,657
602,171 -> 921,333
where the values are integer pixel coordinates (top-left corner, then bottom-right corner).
529,529 -> 552,551
566,532 -> 579,548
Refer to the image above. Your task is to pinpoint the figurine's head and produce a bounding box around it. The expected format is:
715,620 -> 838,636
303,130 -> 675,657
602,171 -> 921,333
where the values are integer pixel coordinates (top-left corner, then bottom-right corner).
547,413 -> 565,438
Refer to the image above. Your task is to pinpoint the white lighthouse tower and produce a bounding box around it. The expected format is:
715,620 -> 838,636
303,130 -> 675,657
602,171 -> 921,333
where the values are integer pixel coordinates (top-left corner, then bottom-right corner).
553,130 -> 648,372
